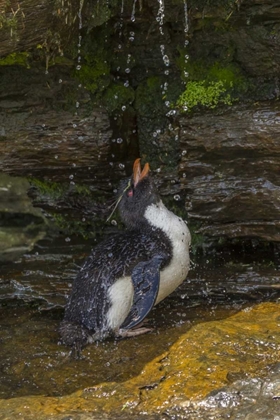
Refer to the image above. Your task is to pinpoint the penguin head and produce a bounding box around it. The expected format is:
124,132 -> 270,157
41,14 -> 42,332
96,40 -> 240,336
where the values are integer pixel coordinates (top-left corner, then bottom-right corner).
118,158 -> 160,229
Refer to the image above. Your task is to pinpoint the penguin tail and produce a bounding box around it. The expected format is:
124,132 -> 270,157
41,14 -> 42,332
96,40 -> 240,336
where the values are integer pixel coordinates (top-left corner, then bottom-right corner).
59,320 -> 91,356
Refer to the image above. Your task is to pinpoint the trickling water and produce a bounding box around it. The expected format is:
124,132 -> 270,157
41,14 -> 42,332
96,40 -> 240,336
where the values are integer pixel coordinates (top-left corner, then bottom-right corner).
157,0 -> 165,35
183,0 -> 189,35
131,0 -> 137,22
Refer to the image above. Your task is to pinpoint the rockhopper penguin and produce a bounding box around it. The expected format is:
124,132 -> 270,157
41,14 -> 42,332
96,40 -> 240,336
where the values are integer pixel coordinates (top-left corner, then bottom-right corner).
59,158 -> 191,352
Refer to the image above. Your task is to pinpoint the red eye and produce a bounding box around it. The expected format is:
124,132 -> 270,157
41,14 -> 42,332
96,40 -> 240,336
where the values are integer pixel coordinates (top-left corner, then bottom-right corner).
128,189 -> 133,197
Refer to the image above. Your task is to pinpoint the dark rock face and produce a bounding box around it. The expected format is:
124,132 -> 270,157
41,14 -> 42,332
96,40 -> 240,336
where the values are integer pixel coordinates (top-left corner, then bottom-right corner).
179,102 -> 280,241
1,0 -> 280,248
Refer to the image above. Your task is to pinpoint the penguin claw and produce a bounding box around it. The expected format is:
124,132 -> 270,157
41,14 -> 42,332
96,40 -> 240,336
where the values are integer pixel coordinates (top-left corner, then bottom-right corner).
117,326 -> 153,338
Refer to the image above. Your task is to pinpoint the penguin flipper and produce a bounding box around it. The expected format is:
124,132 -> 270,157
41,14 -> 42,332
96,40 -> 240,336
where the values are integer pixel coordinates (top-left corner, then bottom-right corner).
120,254 -> 164,330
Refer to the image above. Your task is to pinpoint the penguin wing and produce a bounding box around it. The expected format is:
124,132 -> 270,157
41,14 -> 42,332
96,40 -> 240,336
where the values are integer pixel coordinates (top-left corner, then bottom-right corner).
120,254 -> 165,330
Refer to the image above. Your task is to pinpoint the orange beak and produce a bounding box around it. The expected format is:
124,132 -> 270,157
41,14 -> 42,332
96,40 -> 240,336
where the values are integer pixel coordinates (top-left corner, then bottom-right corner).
133,158 -> 150,186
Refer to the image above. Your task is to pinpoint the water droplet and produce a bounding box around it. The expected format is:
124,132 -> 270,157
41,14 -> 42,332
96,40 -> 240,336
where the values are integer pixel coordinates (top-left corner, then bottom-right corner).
69,174 -> 74,179
111,219 -> 117,226
76,101 -> 80,108
166,110 -> 177,117
72,163 -> 76,167
129,37 -> 134,42
165,101 -> 170,107
78,136 -> 84,141
55,155 -> 58,159
125,68 -> 130,73
114,95 -> 118,99
119,163 -> 125,169
164,70 -> 169,75
183,106 -> 188,112
73,123 -> 77,128
117,138 -> 123,144
174,194 -> 181,201
65,237 -> 71,242
76,65 -> 81,70
182,173 -> 186,178
82,218 -> 86,222
108,253 -> 113,258
163,55 -> 170,66
184,71 -> 189,78
181,150 -> 187,156
59,79 -> 62,83
118,44 -> 122,49
184,39 -> 189,46
121,105 -> 126,111
124,80 -> 129,87
185,54 -> 189,60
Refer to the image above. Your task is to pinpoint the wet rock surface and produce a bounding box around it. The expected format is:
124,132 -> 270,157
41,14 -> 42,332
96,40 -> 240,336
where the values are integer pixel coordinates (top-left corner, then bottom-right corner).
166,363 -> 280,420
179,101 -> 280,242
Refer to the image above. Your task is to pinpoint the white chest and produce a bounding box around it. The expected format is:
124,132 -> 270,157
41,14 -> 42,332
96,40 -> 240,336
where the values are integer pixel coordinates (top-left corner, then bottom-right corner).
144,200 -> 191,304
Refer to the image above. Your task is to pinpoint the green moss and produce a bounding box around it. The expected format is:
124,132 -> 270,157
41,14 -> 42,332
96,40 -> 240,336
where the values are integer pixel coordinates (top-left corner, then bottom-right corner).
73,29 -> 111,96
103,84 -> 135,114
28,178 -> 108,238
28,178 -> 66,199
74,184 -> 92,196
177,80 -> 233,110
0,2 -> 22,38
0,52 -> 30,68
135,76 -> 163,116
52,214 -> 99,238
53,56 -> 74,66
88,0 -> 113,28
176,57 -> 248,111
75,61 -> 110,94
